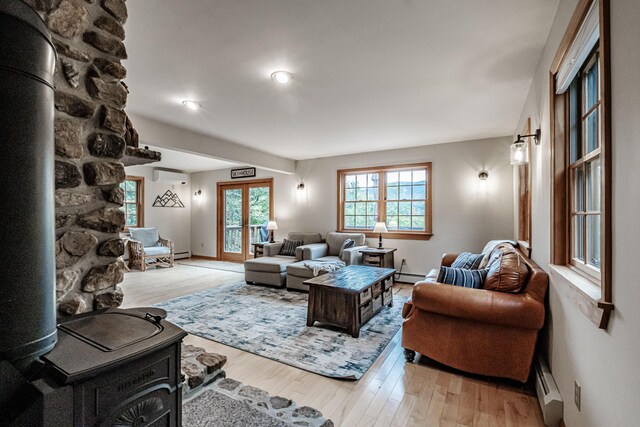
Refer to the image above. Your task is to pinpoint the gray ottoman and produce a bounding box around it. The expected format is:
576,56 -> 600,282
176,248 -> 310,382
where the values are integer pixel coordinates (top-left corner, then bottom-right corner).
244,256 -> 297,288
286,261 -> 317,292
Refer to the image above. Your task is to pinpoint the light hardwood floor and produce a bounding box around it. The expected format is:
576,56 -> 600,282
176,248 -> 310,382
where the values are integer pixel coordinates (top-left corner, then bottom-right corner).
121,261 -> 545,427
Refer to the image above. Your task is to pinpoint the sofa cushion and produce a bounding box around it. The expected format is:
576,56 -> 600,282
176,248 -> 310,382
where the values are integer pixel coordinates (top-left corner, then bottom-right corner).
279,239 -> 303,256
287,232 -> 323,245
484,246 -> 529,293
286,261 -> 317,278
437,266 -> 487,289
326,232 -> 366,256
130,227 -> 159,247
244,256 -> 296,273
143,246 -> 171,256
479,240 -> 517,268
451,252 -> 484,270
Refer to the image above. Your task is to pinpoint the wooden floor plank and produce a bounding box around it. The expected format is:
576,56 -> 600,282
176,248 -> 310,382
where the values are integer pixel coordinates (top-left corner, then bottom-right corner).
390,394 -> 418,427
441,374 -> 463,427
456,378 -> 476,427
120,260 -> 544,427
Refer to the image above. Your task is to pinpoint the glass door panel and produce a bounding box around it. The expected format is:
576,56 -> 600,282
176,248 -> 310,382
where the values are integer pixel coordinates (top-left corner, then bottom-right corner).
248,185 -> 271,255
220,185 -> 245,262
218,179 -> 273,261
224,188 -> 243,254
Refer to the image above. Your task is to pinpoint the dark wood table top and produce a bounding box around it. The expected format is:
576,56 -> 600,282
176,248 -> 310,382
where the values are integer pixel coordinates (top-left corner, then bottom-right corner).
303,265 -> 396,293
359,247 -> 397,254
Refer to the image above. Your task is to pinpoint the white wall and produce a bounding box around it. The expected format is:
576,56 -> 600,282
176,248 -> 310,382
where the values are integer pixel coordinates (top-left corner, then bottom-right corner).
125,165 -> 192,256
191,136 -> 514,279
515,0 -> 640,425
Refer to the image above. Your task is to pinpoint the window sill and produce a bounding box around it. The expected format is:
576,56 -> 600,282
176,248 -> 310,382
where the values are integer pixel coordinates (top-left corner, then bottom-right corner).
548,264 -> 614,329
340,230 -> 433,241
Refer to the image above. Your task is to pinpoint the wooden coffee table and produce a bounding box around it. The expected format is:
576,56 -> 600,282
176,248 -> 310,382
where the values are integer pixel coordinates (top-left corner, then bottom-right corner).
304,265 -> 396,338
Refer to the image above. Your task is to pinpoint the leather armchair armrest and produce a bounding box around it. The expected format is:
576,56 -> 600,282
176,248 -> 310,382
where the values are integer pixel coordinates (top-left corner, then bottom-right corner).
441,253 -> 460,267
299,243 -> 328,261
263,242 -> 284,257
341,245 -> 368,265
402,298 -> 415,318
411,281 -> 545,330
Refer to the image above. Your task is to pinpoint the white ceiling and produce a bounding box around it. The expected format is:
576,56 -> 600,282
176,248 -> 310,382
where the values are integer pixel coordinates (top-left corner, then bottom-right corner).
145,145 -> 238,173
124,0 -> 559,161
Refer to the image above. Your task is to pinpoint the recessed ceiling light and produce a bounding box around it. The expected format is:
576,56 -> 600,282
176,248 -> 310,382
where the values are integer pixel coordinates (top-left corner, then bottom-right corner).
182,100 -> 201,111
271,71 -> 293,84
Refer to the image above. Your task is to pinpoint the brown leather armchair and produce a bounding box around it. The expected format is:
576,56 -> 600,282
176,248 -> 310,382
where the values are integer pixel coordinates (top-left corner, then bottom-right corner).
401,245 -> 548,382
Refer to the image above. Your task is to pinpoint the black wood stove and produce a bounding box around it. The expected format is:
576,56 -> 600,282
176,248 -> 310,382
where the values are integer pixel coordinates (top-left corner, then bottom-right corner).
40,308 -> 187,426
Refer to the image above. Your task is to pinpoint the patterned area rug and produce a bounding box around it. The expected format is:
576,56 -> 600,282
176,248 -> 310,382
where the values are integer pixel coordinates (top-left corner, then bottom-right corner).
177,259 -> 245,273
183,377 -> 333,427
155,281 -> 407,380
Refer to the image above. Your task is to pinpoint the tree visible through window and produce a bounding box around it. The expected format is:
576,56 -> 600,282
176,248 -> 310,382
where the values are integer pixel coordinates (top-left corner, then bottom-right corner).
338,163 -> 432,239
120,176 -> 144,228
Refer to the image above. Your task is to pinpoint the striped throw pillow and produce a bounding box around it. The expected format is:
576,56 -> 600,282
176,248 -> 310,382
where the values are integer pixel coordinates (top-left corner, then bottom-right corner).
451,252 -> 484,270
437,266 -> 488,289
279,239 -> 303,256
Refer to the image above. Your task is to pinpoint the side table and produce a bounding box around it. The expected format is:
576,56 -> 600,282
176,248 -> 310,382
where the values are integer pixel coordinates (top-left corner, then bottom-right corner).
252,242 -> 268,258
360,248 -> 397,269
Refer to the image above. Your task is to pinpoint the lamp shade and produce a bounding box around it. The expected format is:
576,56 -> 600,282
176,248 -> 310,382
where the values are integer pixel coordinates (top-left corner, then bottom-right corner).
373,222 -> 388,233
266,220 -> 278,231
510,140 -> 529,165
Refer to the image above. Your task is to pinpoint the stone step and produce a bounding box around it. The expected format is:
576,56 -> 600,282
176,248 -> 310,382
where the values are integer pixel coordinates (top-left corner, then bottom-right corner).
181,343 -> 227,397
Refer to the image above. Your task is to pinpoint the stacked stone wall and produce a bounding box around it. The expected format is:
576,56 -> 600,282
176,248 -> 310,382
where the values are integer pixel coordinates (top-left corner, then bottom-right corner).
26,0 -> 130,315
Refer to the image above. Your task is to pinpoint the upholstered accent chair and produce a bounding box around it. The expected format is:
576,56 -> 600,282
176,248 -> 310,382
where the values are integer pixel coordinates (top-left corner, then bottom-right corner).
286,232 -> 368,291
244,232 -> 324,287
128,227 -> 174,271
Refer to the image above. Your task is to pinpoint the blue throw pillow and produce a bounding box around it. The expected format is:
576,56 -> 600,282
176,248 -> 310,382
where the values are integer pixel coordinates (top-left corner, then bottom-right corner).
437,266 -> 488,289
451,252 -> 484,270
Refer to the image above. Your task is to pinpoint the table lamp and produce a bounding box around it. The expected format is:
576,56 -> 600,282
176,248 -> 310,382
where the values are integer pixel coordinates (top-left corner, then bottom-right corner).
373,222 -> 388,249
266,220 -> 278,243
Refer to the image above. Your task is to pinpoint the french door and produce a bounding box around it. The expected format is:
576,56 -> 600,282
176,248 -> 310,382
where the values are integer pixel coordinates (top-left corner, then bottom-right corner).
217,178 -> 273,262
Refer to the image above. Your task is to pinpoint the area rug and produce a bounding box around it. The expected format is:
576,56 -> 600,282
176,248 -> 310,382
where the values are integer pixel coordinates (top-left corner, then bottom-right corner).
155,281 -> 407,380
183,377 -> 333,427
177,259 -> 245,273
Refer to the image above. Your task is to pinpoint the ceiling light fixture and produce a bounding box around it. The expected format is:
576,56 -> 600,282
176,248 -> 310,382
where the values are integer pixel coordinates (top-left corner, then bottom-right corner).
182,100 -> 201,111
271,70 -> 293,84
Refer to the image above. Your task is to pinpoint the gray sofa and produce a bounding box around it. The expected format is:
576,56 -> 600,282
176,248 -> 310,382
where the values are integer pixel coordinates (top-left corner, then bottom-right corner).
286,232 -> 367,291
244,232 -> 323,288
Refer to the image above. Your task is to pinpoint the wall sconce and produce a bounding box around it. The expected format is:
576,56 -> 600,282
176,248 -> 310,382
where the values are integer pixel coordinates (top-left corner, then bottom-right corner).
478,170 -> 489,180
510,128 -> 541,165
296,182 -> 305,190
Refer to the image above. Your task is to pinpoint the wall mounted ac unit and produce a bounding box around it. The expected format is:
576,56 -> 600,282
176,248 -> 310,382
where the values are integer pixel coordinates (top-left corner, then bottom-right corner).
153,170 -> 188,184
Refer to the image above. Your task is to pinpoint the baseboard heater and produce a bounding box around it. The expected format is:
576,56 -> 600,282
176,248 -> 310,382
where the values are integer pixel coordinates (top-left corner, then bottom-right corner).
534,352 -> 563,427
175,251 -> 191,260
395,272 -> 425,284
